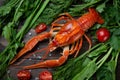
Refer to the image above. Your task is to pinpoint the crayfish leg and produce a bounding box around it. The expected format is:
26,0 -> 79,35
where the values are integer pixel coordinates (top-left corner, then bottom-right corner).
51,12 -> 74,29
59,13 -> 74,20
52,16 -> 69,25
84,34 -> 92,49
69,38 -> 83,57
74,38 -> 83,57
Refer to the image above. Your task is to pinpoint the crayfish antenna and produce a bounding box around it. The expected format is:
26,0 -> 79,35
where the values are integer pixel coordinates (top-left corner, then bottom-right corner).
41,42 -> 57,60
13,47 -> 48,65
41,47 -> 50,60
15,41 -> 57,65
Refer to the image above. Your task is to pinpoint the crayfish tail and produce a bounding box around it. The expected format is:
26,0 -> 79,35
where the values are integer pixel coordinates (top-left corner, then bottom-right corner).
97,15 -> 104,24
89,8 -> 104,24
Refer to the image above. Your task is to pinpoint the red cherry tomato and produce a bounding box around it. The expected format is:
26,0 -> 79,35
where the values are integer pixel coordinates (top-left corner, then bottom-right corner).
96,28 -> 110,42
17,70 -> 31,80
39,70 -> 52,80
35,23 -> 47,34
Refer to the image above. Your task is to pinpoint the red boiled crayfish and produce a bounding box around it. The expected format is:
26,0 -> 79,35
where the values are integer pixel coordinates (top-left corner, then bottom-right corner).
10,8 -> 104,69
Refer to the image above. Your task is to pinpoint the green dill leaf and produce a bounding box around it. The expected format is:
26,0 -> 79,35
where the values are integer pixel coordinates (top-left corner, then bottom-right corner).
96,2 -> 106,13
107,61 -> 116,73
13,11 -> 23,22
88,44 -> 107,58
0,0 -> 20,17
0,63 -> 8,78
96,64 -> 113,80
109,29 -> 120,51
2,22 -> 14,42
0,54 -> 6,63
72,60 -> 97,80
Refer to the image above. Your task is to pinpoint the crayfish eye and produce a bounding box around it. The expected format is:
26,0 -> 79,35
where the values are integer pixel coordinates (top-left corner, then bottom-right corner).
52,39 -> 59,47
